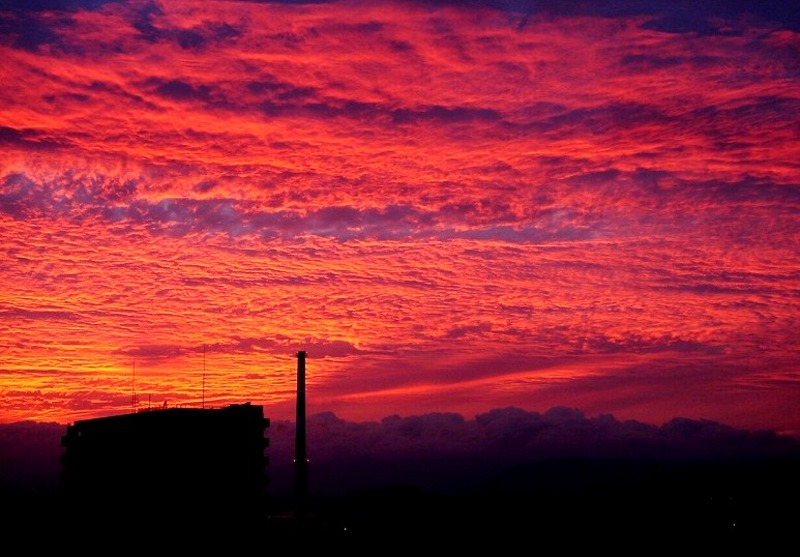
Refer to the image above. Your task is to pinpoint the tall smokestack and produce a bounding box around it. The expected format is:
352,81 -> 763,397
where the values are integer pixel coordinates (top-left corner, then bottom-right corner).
294,350 -> 308,520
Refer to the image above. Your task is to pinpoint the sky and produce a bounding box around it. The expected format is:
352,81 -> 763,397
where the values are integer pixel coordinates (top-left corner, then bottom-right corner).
1,0 -> 799,436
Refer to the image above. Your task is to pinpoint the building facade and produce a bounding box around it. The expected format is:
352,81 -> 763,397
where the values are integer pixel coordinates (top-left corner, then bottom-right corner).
60,403 -> 270,535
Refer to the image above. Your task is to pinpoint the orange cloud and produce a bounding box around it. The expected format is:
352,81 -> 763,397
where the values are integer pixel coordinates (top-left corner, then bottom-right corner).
0,0 -> 798,435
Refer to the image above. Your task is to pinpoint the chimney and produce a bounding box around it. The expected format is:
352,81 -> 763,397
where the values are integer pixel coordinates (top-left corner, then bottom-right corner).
294,350 -> 308,519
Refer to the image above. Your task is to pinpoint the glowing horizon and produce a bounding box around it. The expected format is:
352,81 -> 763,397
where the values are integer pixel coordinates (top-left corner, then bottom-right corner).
1,0 -> 798,435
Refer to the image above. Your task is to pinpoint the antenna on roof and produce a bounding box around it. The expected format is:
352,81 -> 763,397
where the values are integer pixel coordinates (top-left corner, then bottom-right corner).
202,344 -> 206,409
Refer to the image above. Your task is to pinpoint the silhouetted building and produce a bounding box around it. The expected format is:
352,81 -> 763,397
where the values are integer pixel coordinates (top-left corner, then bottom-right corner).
60,403 -> 269,536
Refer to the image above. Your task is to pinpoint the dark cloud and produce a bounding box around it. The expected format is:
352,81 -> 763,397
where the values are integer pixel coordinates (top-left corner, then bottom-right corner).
0,11 -> 69,52
421,0 -> 800,29
226,0 -> 330,4
391,105 -> 503,125
299,339 -> 366,358
621,53 -> 722,71
111,337 -> 364,360
118,344 -> 188,360
681,97 -> 800,142
207,337 -> 364,358
641,13 -> 735,35
132,1 -> 164,42
152,79 -> 210,102
192,179 -> 219,194
0,0 -> 122,10
175,21 -> 242,50
0,127 -> 64,151
126,12 -> 247,51
264,406 -> 800,497
247,77 -> 311,98
144,76 -> 414,125
145,78 -> 240,111
65,391 -> 129,411
445,322 -> 492,339
0,307 -> 79,321
0,127 -> 24,144
2,172 -> 143,220
298,99 -> 383,120
0,421 -> 64,496
255,84 -> 506,127
0,173 -> 52,219
105,198 -> 244,236
540,102 -> 669,136
562,169 -> 800,220
443,224 -> 595,243
576,333 -> 724,355
655,282 -> 775,296
98,197 -> 441,241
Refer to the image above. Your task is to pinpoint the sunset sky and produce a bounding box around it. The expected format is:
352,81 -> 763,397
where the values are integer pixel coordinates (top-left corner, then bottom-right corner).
1,0 -> 798,436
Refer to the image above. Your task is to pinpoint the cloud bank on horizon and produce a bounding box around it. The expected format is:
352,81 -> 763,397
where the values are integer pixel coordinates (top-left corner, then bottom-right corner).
1,1 -> 798,434
4,406 -> 799,499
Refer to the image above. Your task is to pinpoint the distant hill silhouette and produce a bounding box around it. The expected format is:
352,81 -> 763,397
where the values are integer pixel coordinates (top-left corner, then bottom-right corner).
2,407 -> 799,549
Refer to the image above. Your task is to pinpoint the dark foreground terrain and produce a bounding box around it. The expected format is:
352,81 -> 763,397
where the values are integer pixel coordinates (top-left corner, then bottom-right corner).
5,455 -> 798,552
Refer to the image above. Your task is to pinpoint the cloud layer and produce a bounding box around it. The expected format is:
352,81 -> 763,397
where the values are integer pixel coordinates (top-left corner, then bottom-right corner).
1,1 -> 798,435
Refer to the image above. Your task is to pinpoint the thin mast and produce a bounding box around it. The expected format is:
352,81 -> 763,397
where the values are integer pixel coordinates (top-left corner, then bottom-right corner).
294,350 -> 308,520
